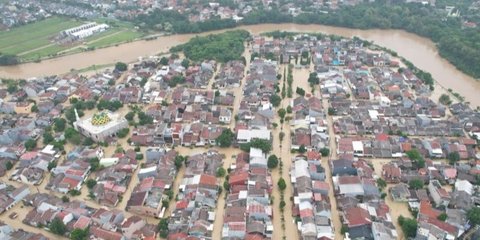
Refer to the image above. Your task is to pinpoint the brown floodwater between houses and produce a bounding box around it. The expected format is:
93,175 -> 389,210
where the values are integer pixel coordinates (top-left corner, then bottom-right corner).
1,23 -> 480,107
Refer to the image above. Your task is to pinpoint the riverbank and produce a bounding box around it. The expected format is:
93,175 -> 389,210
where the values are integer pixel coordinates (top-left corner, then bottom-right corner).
1,23 -> 479,108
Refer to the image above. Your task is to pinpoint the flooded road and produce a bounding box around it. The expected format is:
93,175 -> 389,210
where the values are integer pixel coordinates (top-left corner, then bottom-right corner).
0,23 -> 479,107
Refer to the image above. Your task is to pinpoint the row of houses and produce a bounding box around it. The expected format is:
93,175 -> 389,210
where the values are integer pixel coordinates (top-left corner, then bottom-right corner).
331,157 -> 398,240
127,148 -> 178,218
167,150 -> 223,239
23,193 -> 157,240
290,152 -> 334,239
222,148 -> 274,239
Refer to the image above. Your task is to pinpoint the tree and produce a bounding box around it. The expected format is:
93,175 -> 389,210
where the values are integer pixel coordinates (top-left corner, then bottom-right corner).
406,149 -> 425,168
117,128 -> 130,138
5,161 -> 13,170
398,216 -> 418,238
86,179 -> 97,189
308,73 -> 319,84
327,107 -> 335,116
376,178 -> 387,190
137,112 -> 153,125
216,167 -> 226,177
48,161 -> 57,171
82,137 -> 94,146
0,54 -> 19,66
409,178 -> 424,190
158,218 -> 169,239
341,225 -> 349,235
277,177 -> 286,191
320,148 -> 330,157
24,139 -> 36,151
447,152 -> 460,165
223,180 -> 230,191
279,200 -> 286,210
439,94 -> 452,105
278,108 -> 286,120
115,62 -> 128,71
125,111 -> 135,121
286,105 -> 292,114
89,157 -> 100,172
61,195 -> 70,203
437,213 -> 447,221
31,104 -> 38,112
181,59 -> 190,68
296,87 -> 305,96
49,217 -> 67,235
467,207 -> 480,226
70,228 -> 89,240
54,118 -> 67,132
216,129 -> 234,147
269,94 -> 282,107
43,132 -> 54,145
268,155 -> 279,169
298,145 -> 307,154
249,139 -> 272,153
174,155 -> 185,170
69,189 -> 81,196
160,57 -> 169,65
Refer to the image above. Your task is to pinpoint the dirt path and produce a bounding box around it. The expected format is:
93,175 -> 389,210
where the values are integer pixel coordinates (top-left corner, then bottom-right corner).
17,43 -> 55,56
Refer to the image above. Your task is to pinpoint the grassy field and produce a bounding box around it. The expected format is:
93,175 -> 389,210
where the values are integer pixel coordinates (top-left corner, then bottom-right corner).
0,17 -> 81,55
87,30 -> 143,48
0,16 -> 144,62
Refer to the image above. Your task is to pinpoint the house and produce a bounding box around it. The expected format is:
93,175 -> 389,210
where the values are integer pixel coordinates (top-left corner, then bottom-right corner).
372,221 -> 397,240
428,180 -> 451,207
335,176 -> 364,196
389,183 -> 411,202
382,163 -> 401,183
330,159 -> 356,176
237,129 -> 271,143
219,108 -> 232,123
121,216 -> 146,239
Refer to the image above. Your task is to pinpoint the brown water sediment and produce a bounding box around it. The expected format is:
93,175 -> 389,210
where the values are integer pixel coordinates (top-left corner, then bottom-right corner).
1,23 -> 479,106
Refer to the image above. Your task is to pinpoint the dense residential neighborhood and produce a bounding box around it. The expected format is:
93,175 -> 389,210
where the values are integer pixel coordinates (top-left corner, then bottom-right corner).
0,10 -> 480,239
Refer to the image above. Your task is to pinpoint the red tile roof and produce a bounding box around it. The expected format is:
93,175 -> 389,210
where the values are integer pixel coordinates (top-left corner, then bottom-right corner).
345,207 -> 371,227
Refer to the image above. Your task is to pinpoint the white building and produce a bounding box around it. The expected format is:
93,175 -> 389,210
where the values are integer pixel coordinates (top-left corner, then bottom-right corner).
74,110 -> 128,142
62,22 -> 109,39
236,129 -> 271,143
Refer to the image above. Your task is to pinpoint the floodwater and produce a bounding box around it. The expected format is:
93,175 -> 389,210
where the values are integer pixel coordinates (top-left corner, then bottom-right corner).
1,23 -> 479,107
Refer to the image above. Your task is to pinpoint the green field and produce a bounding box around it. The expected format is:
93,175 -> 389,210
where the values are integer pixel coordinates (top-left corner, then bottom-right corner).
87,30 -> 143,48
0,16 -> 144,62
0,17 -> 82,55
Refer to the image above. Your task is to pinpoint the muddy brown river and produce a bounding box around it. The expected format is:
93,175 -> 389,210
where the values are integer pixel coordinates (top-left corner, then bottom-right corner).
1,23 -> 479,106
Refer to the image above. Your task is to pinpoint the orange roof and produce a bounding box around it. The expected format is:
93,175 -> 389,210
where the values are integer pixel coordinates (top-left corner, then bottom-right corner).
199,174 -> 217,186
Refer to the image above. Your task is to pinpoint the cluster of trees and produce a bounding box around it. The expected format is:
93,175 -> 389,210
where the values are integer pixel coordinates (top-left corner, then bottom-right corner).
125,109 -> 153,126
216,129 -> 235,147
170,30 -> 250,63
398,215 -> 418,238
406,149 -> 426,168
0,54 -> 19,66
240,138 -> 272,153
133,9 -> 237,34
96,99 -> 123,112
114,62 -> 127,72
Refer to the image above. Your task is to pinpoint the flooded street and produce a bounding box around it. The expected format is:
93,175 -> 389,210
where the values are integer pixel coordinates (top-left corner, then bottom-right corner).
371,159 -> 412,240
